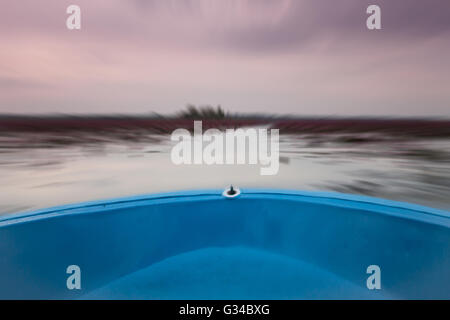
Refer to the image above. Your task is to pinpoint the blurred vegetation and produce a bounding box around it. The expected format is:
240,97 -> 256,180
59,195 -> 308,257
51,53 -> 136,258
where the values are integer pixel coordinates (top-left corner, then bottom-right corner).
177,104 -> 227,119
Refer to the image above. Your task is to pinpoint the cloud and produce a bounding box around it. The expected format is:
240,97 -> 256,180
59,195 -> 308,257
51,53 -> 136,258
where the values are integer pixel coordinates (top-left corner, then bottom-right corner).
2,0 -> 449,51
0,0 -> 449,115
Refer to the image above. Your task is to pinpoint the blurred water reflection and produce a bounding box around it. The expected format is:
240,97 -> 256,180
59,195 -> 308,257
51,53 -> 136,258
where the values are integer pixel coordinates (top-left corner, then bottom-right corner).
0,131 -> 449,215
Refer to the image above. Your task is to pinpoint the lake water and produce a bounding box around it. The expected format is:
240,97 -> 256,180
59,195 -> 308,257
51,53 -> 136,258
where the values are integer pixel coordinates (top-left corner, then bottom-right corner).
1,131 -> 449,215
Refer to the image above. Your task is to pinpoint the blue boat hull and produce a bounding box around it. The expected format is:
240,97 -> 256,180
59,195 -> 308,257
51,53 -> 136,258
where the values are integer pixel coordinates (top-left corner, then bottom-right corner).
0,189 -> 449,299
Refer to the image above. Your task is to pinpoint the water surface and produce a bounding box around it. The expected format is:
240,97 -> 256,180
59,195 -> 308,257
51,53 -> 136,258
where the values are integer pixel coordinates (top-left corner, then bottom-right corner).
1,131 -> 449,214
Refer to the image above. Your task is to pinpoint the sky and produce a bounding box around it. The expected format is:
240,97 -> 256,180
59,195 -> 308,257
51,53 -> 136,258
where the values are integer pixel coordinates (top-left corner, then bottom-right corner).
0,0 -> 449,116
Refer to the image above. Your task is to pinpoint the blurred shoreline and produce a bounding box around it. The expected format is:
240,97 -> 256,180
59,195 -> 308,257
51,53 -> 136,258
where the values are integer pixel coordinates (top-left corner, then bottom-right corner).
1,114 -> 449,136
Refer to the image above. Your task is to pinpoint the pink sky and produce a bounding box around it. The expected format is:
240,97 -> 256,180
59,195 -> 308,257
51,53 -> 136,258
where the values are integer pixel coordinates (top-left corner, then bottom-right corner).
0,0 -> 449,116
